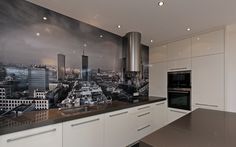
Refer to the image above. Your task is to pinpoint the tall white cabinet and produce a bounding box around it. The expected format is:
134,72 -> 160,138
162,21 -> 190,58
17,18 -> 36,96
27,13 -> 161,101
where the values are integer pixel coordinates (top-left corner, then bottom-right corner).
150,29 -> 225,113
192,54 -> 225,111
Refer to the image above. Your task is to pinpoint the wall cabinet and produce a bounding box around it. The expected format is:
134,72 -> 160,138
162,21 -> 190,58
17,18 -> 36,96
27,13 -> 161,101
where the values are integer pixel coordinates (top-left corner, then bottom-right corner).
0,124 -> 62,147
149,62 -> 167,97
192,54 -> 225,111
63,114 -> 104,147
167,58 -> 191,71
152,101 -> 168,131
167,38 -> 191,60
168,108 -> 190,124
149,45 -> 168,63
104,109 -> 132,147
192,30 -> 224,57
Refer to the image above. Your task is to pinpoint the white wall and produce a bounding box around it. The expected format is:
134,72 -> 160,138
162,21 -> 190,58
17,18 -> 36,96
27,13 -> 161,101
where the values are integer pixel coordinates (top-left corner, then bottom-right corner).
225,24 -> 236,112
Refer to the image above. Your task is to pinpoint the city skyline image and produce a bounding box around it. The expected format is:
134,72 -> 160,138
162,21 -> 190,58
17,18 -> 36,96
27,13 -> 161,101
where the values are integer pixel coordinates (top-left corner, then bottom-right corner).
0,0 -> 149,115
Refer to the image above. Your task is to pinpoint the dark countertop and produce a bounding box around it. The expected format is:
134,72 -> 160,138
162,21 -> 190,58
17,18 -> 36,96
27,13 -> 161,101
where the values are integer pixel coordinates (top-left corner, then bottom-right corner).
0,96 -> 166,136
141,109 -> 236,147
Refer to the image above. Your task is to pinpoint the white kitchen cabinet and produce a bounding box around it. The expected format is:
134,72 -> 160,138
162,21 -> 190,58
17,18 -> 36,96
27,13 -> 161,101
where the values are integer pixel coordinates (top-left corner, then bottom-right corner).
192,29 -> 225,57
0,124 -> 62,147
63,114 -> 104,147
149,62 -> 167,97
149,45 -> 168,63
104,109 -> 132,147
167,58 -> 191,71
167,38 -> 191,60
152,101 -> 168,131
192,54 -> 225,111
129,104 -> 154,142
168,108 -> 190,124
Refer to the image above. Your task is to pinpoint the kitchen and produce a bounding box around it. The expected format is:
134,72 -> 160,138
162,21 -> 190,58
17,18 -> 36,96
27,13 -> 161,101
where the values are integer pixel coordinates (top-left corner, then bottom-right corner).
1,0 -> 236,147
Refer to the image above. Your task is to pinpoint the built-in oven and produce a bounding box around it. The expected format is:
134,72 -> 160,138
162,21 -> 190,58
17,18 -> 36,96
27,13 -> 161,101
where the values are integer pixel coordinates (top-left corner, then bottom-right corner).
168,71 -> 191,89
168,88 -> 191,110
168,71 -> 191,110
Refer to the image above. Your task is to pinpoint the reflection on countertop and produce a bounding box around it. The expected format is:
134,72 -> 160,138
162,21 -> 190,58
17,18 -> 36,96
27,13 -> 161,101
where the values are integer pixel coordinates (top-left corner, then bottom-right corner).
0,96 -> 166,136
140,109 -> 236,147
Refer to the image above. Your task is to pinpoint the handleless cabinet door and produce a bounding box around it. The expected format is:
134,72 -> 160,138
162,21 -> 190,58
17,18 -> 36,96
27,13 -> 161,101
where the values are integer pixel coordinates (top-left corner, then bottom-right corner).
149,62 -> 167,97
168,38 -> 191,60
192,54 -> 225,111
150,45 -> 168,63
0,124 -> 62,147
192,30 -> 225,57
63,114 -> 104,147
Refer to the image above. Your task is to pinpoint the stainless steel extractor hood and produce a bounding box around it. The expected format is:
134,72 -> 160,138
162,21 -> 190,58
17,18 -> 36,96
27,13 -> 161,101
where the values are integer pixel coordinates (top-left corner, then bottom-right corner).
124,32 -> 141,72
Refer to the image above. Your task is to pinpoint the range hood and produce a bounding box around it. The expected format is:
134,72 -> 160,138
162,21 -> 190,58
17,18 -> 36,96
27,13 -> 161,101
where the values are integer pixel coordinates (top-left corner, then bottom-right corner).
124,32 -> 141,72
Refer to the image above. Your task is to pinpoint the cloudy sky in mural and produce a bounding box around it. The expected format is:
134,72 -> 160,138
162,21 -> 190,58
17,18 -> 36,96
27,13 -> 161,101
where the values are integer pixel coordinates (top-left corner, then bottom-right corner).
0,0 -> 123,71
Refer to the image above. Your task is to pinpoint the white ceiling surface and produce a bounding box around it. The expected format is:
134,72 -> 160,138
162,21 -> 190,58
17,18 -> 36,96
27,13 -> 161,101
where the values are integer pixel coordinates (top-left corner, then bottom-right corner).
28,0 -> 236,46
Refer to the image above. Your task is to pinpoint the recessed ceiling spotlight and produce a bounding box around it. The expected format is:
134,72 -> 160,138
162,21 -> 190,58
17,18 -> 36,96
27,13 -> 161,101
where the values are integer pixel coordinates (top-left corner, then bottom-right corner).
36,32 -> 40,36
150,40 -> 154,43
117,25 -> 121,29
43,17 -> 47,20
100,35 -> 103,38
187,28 -> 191,31
158,1 -> 164,6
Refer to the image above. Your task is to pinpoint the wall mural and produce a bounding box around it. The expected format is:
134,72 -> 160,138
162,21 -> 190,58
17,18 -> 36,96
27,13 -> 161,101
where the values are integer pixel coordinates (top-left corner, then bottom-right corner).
0,0 -> 149,115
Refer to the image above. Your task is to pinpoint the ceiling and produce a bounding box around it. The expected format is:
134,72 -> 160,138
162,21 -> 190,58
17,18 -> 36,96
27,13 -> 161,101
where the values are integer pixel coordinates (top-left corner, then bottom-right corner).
28,0 -> 236,47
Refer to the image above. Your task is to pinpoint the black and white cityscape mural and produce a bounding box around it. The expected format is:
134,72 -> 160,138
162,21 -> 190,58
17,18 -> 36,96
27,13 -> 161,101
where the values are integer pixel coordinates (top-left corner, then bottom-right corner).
0,0 -> 149,114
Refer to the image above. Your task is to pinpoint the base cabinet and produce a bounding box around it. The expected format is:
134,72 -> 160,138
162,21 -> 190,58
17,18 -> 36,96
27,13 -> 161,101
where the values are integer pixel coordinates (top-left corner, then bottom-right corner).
0,101 -> 168,147
63,115 -> 104,147
130,104 -> 154,142
152,101 -> 168,131
0,124 -> 62,147
104,109 -> 132,147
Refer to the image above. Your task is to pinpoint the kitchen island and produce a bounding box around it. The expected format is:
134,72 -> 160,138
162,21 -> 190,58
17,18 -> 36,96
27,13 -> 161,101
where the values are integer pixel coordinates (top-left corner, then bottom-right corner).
140,109 -> 236,147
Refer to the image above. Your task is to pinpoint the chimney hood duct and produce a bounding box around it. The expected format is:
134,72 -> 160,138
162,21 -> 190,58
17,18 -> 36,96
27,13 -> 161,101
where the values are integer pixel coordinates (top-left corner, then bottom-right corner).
125,32 -> 141,72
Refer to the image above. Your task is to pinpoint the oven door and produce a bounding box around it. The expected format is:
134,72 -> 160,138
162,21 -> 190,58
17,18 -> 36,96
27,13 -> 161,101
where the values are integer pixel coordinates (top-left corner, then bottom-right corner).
168,71 -> 191,89
168,89 -> 191,110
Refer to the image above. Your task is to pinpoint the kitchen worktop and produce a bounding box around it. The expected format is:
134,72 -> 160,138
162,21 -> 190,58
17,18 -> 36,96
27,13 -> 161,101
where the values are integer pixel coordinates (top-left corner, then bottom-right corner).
0,96 -> 166,136
140,109 -> 236,147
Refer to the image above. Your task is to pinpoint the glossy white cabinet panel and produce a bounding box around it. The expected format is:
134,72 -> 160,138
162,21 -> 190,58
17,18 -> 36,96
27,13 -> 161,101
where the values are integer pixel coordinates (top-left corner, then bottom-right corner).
63,115 -> 104,147
149,62 -> 167,97
104,109 -> 132,147
167,58 -> 191,71
152,101 -> 168,131
192,54 -> 225,111
168,38 -> 191,60
0,124 -> 62,147
192,30 -> 225,57
150,45 -> 168,63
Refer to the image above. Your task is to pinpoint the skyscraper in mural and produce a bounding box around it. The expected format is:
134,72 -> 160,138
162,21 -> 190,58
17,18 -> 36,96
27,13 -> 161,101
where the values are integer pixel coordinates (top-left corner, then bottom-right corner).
57,54 -> 66,81
28,67 -> 49,95
82,51 -> 89,81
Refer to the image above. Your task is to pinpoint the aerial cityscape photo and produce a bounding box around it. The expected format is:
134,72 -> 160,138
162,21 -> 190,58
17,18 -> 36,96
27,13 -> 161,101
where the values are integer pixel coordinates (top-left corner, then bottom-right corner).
0,0 -> 149,116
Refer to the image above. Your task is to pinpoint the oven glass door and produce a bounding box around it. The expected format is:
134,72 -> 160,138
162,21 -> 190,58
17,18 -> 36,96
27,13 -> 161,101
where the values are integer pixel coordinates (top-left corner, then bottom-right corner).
168,90 -> 191,110
168,71 -> 191,88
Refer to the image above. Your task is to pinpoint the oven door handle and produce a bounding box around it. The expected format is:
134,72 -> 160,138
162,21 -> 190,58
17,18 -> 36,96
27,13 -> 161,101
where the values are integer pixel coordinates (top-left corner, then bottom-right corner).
168,91 -> 190,94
